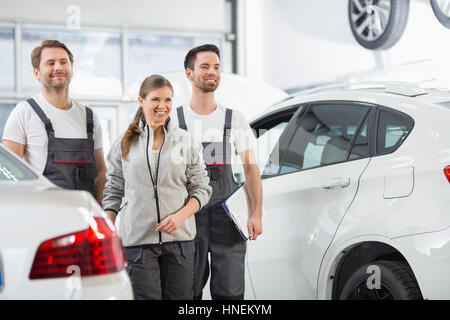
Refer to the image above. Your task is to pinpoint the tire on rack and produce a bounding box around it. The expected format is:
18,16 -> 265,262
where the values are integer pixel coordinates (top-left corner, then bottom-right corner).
339,260 -> 423,300
348,0 -> 410,50
430,0 -> 450,29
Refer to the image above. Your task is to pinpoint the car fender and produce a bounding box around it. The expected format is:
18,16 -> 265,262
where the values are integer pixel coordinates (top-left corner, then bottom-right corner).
317,234 -> 428,300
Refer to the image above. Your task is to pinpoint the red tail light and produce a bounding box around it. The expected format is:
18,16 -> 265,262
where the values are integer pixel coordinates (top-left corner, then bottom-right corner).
29,217 -> 126,280
445,166 -> 450,183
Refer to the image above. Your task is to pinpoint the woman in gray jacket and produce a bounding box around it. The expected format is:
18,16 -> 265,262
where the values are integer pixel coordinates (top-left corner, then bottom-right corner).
103,75 -> 211,300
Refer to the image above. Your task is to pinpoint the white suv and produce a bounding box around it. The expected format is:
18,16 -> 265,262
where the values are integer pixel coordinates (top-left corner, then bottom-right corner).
244,82 -> 450,300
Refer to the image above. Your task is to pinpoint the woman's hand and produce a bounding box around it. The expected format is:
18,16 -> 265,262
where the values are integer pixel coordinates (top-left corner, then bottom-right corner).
156,198 -> 200,235
105,210 -> 117,225
156,212 -> 185,234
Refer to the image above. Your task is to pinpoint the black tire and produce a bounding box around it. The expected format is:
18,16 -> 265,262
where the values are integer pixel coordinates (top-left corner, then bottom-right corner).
430,0 -> 450,28
348,0 -> 410,50
339,260 -> 423,300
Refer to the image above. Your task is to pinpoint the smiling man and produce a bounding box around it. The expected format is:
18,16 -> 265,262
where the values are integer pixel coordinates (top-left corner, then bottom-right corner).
2,40 -> 106,203
171,44 -> 263,300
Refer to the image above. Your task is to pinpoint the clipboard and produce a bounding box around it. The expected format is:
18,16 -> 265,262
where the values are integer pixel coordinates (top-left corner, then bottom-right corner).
221,184 -> 252,241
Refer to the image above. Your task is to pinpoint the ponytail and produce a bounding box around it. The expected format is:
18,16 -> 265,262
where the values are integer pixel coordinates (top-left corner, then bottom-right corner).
121,107 -> 144,160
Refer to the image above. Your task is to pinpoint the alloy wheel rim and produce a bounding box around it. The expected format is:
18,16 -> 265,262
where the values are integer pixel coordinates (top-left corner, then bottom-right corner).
435,0 -> 450,18
350,0 -> 392,41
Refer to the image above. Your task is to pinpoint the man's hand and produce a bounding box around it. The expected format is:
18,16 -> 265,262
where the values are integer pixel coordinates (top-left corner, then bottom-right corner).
247,212 -> 263,240
93,148 -> 107,204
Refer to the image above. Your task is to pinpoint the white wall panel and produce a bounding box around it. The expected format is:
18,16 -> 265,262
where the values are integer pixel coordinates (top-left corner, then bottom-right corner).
240,0 -> 450,91
0,0 -> 226,32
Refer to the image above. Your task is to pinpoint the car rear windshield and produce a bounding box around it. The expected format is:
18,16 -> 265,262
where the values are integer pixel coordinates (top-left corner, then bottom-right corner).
0,146 -> 38,181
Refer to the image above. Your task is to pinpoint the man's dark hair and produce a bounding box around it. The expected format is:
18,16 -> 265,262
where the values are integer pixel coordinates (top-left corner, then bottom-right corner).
184,44 -> 220,70
31,39 -> 74,70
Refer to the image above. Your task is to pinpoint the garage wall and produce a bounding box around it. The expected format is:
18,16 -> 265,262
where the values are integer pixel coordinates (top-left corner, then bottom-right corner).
0,0 -> 226,32
239,0 -> 450,91
0,0 -> 230,155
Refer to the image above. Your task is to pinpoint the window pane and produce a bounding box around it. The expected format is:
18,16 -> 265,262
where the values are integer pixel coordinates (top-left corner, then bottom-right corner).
127,33 -> 221,97
0,103 -> 15,137
99,118 -> 111,156
280,104 -> 368,174
89,105 -> 118,157
22,29 -> 122,96
259,122 -> 288,176
377,110 -> 413,154
0,145 -> 38,181
0,28 -> 15,91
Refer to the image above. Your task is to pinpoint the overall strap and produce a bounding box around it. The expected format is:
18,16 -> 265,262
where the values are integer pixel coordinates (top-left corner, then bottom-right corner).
27,98 -> 55,139
224,108 -> 233,133
177,106 -> 187,130
85,106 -> 94,142
223,108 -> 233,164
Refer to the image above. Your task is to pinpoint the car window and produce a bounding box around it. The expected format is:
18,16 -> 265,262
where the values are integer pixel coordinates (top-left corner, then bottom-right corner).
250,106 -> 299,179
256,121 -> 288,175
0,146 -> 38,181
276,104 -> 369,175
233,120 -> 290,183
377,110 -> 414,154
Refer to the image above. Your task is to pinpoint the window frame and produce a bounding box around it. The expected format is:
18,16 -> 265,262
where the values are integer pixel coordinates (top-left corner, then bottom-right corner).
250,104 -> 305,179
260,100 -> 377,179
374,106 -> 415,156
0,25 -> 16,94
0,20 -> 226,101
347,107 -> 374,160
250,104 -> 300,138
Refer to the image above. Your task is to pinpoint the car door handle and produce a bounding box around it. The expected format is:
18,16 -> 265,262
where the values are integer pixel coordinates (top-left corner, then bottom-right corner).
322,177 -> 351,189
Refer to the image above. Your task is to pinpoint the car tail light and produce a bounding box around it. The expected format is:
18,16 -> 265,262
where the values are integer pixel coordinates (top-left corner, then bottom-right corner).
445,166 -> 450,183
29,217 -> 126,280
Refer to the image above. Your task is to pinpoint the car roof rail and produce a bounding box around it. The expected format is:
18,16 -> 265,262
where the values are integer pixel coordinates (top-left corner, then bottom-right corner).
286,81 -> 429,99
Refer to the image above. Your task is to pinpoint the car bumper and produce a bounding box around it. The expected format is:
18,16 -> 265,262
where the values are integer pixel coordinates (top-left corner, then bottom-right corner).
0,270 -> 133,300
394,227 -> 450,299
78,270 -> 133,300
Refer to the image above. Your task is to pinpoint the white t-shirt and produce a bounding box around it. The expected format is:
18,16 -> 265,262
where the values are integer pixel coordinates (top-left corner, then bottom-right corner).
170,103 -> 256,166
2,94 -> 103,174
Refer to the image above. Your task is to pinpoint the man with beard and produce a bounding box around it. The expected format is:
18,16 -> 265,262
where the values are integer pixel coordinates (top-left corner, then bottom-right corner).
2,40 -> 106,202
171,44 -> 263,300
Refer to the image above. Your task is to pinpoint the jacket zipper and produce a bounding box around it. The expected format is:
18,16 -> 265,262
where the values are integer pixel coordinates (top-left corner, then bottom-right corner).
145,125 -> 166,245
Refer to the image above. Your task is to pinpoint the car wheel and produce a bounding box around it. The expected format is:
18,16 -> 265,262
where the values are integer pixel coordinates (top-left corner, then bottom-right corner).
348,0 -> 410,50
430,0 -> 450,28
339,260 -> 423,300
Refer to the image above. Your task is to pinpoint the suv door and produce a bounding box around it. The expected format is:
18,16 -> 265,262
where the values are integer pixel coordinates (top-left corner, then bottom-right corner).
247,101 -> 375,299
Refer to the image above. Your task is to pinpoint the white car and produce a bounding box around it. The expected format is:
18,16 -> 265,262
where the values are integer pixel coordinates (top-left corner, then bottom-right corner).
244,82 -> 450,300
0,145 -> 133,299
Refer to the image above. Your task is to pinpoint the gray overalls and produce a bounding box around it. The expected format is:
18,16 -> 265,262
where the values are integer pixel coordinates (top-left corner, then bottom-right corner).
27,98 -> 98,197
177,106 -> 246,300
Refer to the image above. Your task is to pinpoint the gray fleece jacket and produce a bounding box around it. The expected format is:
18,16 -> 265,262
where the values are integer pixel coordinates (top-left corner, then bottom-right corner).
103,120 -> 212,247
